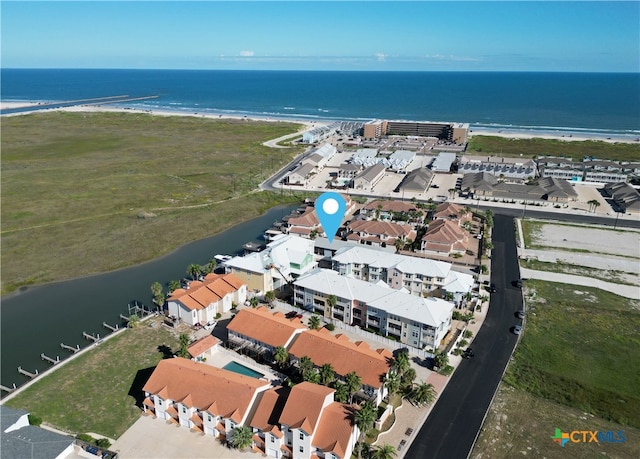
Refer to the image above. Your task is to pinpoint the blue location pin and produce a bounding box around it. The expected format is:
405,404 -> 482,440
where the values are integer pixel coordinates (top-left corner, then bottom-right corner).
315,192 -> 347,243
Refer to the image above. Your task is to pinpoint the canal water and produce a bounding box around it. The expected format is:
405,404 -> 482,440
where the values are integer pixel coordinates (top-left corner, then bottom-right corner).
0,205 -> 297,390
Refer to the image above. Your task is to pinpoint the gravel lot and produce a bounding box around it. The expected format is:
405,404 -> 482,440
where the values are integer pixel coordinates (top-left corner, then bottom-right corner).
531,223 -> 640,258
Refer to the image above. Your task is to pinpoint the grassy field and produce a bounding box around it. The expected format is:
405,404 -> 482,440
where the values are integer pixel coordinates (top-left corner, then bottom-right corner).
467,135 -> 640,162
4,319 -> 180,439
1,111 -> 304,294
503,280 -> 640,427
520,259 -> 638,286
472,385 -> 640,459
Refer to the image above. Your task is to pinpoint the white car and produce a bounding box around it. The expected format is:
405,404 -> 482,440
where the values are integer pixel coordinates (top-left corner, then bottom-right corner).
203,321 -> 217,330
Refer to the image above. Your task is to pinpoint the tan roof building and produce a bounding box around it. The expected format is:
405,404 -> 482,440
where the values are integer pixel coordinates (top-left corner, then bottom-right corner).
279,382 -> 334,434
346,220 -> 417,247
287,329 -> 393,391
143,358 -> 269,426
227,306 -> 307,352
167,273 -> 247,326
312,402 -> 358,459
421,219 -> 469,255
432,202 -> 472,225
187,335 -> 220,360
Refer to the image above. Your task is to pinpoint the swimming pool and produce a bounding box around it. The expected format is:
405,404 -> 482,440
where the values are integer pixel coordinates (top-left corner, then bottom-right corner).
222,361 -> 265,379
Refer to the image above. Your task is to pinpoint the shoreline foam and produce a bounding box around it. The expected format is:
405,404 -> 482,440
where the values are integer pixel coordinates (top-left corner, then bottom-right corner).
3,99 -> 639,144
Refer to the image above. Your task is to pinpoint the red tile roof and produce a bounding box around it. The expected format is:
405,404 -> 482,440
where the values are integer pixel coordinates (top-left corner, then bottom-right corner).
188,335 -> 220,358
279,382 -> 334,435
143,358 -> 269,424
288,329 -> 392,389
168,273 -> 245,311
250,386 -> 288,433
227,306 -> 306,348
348,220 -> 416,240
313,402 -> 356,458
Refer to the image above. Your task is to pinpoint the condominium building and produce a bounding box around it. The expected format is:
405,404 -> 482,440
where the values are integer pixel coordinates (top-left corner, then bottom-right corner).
293,269 -> 454,350
331,245 -> 474,300
167,273 -> 247,326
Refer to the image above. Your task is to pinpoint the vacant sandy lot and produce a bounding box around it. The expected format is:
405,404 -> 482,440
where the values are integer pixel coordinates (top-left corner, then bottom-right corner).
531,223 -> 640,258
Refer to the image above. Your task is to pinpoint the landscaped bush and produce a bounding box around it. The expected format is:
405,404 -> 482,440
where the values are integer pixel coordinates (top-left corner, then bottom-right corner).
324,323 -> 335,331
28,414 -> 42,426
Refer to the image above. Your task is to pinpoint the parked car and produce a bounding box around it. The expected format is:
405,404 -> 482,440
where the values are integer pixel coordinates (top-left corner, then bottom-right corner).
513,325 -> 522,335
462,348 -> 475,359
513,279 -> 523,288
516,310 -> 525,319
285,311 -> 298,319
203,320 -> 217,330
489,283 -> 497,293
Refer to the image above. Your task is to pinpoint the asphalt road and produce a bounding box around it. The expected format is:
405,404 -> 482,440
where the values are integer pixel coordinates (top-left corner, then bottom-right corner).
404,214 -> 524,459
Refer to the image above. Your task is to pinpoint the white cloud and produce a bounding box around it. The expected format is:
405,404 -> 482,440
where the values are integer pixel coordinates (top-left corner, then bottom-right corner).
239,50 -> 254,57
375,53 -> 386,62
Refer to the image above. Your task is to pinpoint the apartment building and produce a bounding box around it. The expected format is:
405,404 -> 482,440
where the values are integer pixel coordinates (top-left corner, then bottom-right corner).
143,360 -> 359,459
331,245 -> 473,300
293,269 -> 454,350
227,307 -> 307,354
167,273 -> 247,326
287,328 -> 393,405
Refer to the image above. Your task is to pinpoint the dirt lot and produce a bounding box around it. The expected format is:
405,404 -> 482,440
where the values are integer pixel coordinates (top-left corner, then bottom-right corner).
529,221 -> 640,258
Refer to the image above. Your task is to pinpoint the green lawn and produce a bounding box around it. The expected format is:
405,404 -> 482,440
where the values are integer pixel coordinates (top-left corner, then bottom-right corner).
504,281 -> 640,427
4,320 -> 180,439
1,111 -> 304,294
467,135 -> 640,162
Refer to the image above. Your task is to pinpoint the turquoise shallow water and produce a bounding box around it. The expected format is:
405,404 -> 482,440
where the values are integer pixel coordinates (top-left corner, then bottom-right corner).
222,361 -> 265,379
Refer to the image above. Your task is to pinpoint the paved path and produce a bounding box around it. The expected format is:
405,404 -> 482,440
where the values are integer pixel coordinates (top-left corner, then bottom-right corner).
520,267 -> 640,300
519,248 -> 639,273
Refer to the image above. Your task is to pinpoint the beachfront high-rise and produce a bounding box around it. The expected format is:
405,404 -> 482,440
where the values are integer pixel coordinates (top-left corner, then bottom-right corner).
363,119 -> 469,144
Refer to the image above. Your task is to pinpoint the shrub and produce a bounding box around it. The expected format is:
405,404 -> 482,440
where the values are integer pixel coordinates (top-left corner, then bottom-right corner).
96,438 -> 112,449
215,313 -> 221,319
459,339 -> 469,347
325,323 -> 335,331
28,414 -> 42,426
463,330 -> 473,339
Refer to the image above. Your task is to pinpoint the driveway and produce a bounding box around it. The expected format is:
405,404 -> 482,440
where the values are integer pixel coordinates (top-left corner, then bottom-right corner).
111,416 -> 257,459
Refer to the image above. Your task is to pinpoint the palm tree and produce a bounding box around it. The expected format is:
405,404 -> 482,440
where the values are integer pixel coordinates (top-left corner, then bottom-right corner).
273,346 -> 288,369
187,263 -> 201,280
229,425 -> 253,450
204,258 -> 217,274
434,351 -> 449,370
392,349 -> 410,376
371,444 -> 397,459
319,363 -> 335,386
298,356 -> 315,380
249,296 -> 259,308
308,315 -> 322,330
333,382 -> 349,403
150,281 -> 163,299
265,290 -> 276,306
345,371 -> 362,404
591,200 -> 600,213
304,370 -> 320,384
400,367 -> 417,391
167,279 -> 181,294
177,333 -> 190,358
448,187 -> 457,199
128,314 -> 140,328
326,295 -> 337,323
354,400 -> 377,459
383,371 -> 400,397
409,382 -> 437,407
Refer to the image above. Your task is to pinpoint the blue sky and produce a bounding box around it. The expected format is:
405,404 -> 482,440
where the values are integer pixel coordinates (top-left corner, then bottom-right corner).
2,1 -> 638,72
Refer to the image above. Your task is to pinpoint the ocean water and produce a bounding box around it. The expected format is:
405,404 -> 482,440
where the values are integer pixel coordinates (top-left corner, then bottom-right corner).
1,69 -> 639,138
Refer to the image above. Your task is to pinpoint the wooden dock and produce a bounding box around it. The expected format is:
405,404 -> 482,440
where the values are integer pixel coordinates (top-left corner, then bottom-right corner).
17,367 -> 38,378
0,383 -> 17,393
103,321 -> 119,332
60,343 -> 80,353
40,353 -> 60,365
82,331 -> 100,342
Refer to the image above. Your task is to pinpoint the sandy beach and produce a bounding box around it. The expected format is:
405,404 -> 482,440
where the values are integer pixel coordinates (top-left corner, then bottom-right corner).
2,100 -> 638,144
